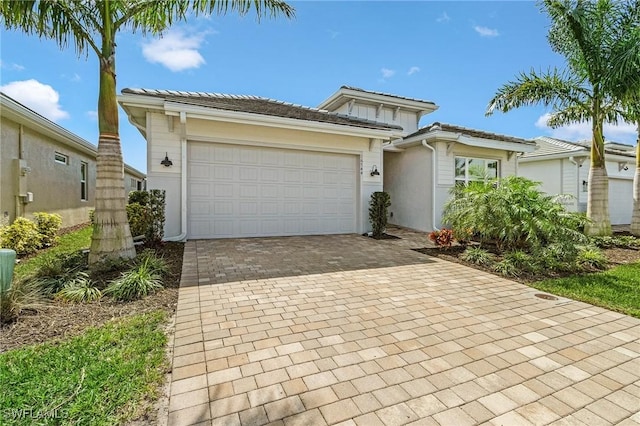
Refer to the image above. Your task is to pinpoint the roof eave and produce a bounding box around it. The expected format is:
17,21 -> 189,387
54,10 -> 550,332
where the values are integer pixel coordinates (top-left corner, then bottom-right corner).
164,101 -> 396,139
397,130 -> 536,153
1,94 -> 98,158
318,87 -> 439,115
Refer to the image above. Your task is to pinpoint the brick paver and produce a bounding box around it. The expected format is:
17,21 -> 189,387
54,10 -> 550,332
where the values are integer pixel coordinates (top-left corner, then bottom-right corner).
167,227 -> 640,425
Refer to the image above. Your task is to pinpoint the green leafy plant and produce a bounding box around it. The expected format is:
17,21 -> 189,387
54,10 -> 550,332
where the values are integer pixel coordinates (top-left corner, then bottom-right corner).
429,228 -> 454,249
128,190 -> 150,206
33,212 -> 62,247
493,259 -> 520,278
443,177 -> 588,252
460,247 -> 495,266
55,272 -> 102,303
591,235 -> 640,249
576,247 -> 608,270
104,258 -> 163,301
503,250 -> 539,273
0,277 -> 47,323
369,191 -> 391,239
147,189 -> 166,244
135,249 -> 169,276
0,217 -> 43,255
126,203 -> 150,238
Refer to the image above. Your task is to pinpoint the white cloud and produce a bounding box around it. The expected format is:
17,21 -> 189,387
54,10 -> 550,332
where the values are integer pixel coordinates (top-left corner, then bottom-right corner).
535,113 -> 637,144
0,79 -> 69,122
474,26 -> 499,37
436,12 -> 450,23
407,66 -> 420,76
86,110 -> 98,121
142,30 -> 206,72
0,60 -> 25,71
381,68 -> 396,79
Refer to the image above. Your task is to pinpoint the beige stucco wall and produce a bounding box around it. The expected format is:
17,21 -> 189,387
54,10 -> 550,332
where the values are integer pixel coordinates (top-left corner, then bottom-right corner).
1,117 -> 97,227
1,116 -> 145,228
146,112 -> 385,237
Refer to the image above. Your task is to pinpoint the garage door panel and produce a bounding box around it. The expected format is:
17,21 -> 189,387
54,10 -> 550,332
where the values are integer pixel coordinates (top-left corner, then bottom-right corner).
609,179 -> 633,225
188,142 -> 356,238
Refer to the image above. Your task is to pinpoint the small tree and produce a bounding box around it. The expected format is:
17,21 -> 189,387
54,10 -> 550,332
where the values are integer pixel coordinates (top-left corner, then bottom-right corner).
369,192 -> 391,239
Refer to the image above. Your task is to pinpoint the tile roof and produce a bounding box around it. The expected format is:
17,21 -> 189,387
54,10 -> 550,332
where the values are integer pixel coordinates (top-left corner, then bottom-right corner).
121,88 -> 402,131
407,122 -> 535,146
339,86 -> 437,107
523,136 -> 635,158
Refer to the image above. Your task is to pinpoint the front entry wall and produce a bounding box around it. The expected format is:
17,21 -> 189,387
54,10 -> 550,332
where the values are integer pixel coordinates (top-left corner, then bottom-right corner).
146,112 -> 383,239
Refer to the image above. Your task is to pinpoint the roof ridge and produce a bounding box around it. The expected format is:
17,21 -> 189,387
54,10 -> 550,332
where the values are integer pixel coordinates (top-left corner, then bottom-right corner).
422,121 -> 534,143
339,85 -> 436,105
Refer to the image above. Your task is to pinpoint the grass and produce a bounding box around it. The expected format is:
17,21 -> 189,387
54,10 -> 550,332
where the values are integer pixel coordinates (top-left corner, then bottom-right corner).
13,226 -> 93,279
532,262 -> 640,318
0,311 -> 168,425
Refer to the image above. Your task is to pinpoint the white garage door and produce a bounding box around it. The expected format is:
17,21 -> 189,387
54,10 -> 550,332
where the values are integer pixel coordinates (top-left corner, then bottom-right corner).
187,142 -> 357,238
609,178 -> 633,225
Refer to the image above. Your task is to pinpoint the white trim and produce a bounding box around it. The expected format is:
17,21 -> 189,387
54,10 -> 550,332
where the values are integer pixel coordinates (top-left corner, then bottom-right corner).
186,135 -> 363,156
318,87 -> 439,115
162,101 -> 395,140
398,130 -> 536,153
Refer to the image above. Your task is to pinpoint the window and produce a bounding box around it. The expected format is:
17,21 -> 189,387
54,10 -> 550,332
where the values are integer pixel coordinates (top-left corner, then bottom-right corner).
54,152 -> 68,165
130,178 -> 137,190
455,157 -> 499,186
80,162 -> 88,201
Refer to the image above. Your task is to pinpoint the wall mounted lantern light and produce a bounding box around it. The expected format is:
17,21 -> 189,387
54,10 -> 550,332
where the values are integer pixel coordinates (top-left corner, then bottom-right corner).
160,152 -> 173,167
370,165 -> 380,176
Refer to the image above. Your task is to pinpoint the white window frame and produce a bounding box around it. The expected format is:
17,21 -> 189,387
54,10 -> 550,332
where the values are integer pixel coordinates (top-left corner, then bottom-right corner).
80,162 -> 88,201
54,152 -> 68,165
454,156 -> 499,186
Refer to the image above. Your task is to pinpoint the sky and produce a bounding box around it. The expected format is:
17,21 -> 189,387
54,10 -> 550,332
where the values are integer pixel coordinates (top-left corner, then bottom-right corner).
1,1 -> 637,174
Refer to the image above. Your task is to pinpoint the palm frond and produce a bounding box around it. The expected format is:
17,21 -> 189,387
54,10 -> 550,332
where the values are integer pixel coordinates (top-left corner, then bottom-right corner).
486,68 -> 588,116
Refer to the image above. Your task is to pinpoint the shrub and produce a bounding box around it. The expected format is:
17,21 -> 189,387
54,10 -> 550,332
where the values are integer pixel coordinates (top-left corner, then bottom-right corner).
0,217 -> 43,255
576,247 -> 608,270
32,251 -> 88,295
104,258 -> 163,301
429,228 -> 454,249
55,272 -> 102,303
128,190 -> 150,206
369,192 -> 391,239
1,278 -> 47,323
460,247 -> 495,266
135,249 -> 169,276
146,189 -> 166,244
503,250 -> 538,273
591,235 -> 640,249
126,203 -> 150,238
442,177 -> 588,252
33,212 -> 62,247
493,259 -> 520,277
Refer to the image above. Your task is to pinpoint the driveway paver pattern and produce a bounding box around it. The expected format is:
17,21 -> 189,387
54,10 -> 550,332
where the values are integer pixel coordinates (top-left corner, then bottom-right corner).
167,229 -> 640,426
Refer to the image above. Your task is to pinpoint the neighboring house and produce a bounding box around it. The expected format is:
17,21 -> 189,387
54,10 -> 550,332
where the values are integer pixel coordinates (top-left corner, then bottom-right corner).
118,86 -> 535,240
519,136 -> 636,225
0,93 -> 146,228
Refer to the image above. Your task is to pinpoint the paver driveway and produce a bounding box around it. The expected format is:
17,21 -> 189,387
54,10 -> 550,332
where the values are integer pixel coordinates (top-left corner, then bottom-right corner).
167,229 -> 640,426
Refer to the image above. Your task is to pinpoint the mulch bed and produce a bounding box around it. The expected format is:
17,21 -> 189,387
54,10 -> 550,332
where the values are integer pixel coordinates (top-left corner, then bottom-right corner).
414,245 -> 640,284
0,242 -> 184,353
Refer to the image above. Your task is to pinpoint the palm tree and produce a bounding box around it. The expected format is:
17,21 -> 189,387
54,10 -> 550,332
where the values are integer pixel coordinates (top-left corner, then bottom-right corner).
0,0 -> 294,265
608,1 -> 640,235
486,0 -> 637,236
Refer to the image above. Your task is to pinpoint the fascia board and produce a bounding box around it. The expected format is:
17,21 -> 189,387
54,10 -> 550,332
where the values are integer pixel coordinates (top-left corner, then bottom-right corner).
396,130 -> 536,152
519,152 -> 588,162
163,101 -> 395,139
318,88 -> 439,114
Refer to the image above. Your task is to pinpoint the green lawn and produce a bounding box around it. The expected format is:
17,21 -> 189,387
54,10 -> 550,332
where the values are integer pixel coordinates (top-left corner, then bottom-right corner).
0,311 -> 168,425
13,226 -> 93,279
532,262 -> 640,318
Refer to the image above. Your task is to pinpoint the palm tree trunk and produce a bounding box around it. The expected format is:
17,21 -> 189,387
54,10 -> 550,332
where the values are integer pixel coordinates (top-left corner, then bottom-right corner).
585,117 -> 612,236
631,125 -> 640,236
88,14 -> 135,265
